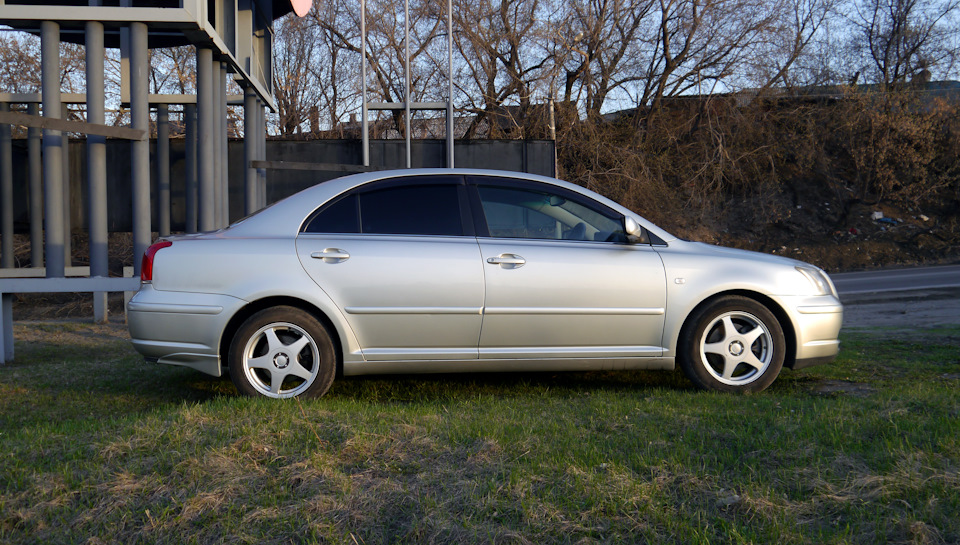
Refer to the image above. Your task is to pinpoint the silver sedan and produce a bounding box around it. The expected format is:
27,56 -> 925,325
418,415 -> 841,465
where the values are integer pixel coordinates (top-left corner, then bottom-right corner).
128,169 -> 842,398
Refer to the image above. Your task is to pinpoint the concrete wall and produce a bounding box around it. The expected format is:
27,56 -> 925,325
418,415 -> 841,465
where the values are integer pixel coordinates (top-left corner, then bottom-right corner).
7,138 -> 556,232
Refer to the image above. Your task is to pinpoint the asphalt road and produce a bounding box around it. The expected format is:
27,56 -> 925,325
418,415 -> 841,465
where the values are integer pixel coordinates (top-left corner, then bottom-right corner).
829,264 -> 960,329
831,264 -> 960,296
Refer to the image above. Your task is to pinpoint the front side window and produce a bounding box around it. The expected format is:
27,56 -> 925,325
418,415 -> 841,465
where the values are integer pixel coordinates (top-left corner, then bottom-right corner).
476,184 -> 626,242
302,179 -> 463,236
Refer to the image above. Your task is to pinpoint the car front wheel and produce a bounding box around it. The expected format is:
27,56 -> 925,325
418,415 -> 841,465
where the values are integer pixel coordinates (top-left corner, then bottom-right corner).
679,296 -> 785,393
228,306 -> 336,399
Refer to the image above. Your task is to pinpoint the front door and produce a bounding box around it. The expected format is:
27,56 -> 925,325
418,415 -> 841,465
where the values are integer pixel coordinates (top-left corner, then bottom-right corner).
470,178 -> 667,359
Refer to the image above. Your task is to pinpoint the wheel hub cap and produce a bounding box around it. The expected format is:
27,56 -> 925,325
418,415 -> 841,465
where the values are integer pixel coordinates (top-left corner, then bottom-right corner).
273,352 -> 290,369
728,340 -> 744,356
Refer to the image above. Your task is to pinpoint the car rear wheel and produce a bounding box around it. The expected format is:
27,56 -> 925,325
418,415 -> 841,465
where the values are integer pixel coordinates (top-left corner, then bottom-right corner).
679,296 -> 785,393
228,306 -> 336,399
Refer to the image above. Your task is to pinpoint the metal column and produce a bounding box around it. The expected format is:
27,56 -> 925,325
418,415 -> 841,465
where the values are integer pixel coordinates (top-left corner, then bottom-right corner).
0,103 -> 12,269
28,103 -> 42,268
41,21 -> 65,279
404,0 -> 411,168
219,63 -> 229,226
211,63 -> 222,228
196,48 -> 215,232
129,22 -> 150,276
243,86 -> 257,215
184,103 -> 198,233
157,104 -> 171,237
446,0 -> 454,168
87,20 -> 109,322
257,101 -> 266,208
61,104 -> 71,266
360,0 -> 368,167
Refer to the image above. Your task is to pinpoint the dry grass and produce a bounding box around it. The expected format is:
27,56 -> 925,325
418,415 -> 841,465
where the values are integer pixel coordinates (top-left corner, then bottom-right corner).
0,322 -> 959,543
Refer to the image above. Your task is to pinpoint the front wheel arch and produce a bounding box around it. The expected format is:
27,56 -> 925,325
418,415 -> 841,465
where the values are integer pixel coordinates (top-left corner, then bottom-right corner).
676,290 -> 796,371
219,296 -> 343,377
676,292 -> 795,392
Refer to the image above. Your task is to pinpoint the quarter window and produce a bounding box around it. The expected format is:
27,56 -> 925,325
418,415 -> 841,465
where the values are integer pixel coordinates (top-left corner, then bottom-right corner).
303,193 -> 359,234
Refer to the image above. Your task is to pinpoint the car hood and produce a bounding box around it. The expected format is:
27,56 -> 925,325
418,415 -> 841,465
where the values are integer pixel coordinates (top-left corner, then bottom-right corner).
687,241 -> 813,268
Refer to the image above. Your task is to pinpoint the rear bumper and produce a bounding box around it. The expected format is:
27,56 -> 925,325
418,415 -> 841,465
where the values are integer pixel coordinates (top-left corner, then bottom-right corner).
127,284 -> 246,377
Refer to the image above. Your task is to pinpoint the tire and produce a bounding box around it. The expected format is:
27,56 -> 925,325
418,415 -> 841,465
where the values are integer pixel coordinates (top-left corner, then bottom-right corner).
678,296 -> 785,393
228,306 -> 337,399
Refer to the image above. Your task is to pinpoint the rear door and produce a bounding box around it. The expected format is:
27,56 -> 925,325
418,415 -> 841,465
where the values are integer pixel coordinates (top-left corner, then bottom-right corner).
296,175 -> 484,361
469,176 -> 667,359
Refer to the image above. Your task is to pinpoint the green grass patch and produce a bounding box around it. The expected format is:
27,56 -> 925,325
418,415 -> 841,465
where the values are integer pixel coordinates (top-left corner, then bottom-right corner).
1,322 -> 958,544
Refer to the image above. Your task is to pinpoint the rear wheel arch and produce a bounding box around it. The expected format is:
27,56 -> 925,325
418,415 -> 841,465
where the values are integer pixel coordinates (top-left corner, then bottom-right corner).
677,290 -> 797,373
219,296 -> 344,377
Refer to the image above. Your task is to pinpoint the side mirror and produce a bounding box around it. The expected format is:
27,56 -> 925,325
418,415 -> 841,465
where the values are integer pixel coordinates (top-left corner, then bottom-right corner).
624,217 -> 644,243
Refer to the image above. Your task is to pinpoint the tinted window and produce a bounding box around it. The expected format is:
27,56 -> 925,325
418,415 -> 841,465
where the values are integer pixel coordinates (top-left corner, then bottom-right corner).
477,185 -> 626,242
303,193 -> 359,233
360,184 -> 462,236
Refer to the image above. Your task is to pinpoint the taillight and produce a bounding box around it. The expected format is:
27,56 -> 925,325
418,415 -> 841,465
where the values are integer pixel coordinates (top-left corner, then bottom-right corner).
141,240 -> 172,282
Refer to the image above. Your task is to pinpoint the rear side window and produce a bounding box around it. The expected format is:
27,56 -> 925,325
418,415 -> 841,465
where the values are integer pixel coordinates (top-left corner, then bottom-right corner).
303,182 -> 463,236
360,184 -> 462,236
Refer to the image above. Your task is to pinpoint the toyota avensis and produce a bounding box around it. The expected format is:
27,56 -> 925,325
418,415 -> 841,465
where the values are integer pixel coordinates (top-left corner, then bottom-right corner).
128,169 -> 842,398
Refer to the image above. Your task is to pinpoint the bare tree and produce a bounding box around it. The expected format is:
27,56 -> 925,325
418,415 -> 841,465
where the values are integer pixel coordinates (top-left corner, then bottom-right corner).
313,0 -> 444,136
850,0 -> 960,86
558,0 -> 655,117
639,0 -> 780,109
747,0 -> 839,92
0,32 -> 41,94
273,15 -> 325,135
450,0 -> 554,137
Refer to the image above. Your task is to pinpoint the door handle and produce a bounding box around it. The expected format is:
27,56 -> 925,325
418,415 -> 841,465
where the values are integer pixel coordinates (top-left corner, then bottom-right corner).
311,248 -> 350,263
486,253 -> 525,268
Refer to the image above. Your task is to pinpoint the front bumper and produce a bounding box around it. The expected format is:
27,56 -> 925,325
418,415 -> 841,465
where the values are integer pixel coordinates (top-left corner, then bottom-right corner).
127,284 -> 247,377
779,294 -> 843,369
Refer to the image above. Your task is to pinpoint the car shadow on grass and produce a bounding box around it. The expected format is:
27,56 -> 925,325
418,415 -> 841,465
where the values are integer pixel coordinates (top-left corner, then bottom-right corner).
326,368 -> 697,404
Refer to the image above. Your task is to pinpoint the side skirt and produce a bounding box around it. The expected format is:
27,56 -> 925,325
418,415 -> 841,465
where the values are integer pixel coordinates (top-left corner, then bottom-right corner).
343,357 -> 675,376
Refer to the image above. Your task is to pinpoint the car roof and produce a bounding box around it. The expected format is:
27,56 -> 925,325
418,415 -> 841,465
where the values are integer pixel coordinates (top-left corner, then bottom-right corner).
225,168 -> 676,242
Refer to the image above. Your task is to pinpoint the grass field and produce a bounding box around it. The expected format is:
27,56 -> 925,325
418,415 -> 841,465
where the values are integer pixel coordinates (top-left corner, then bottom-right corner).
1,321 -> 958,544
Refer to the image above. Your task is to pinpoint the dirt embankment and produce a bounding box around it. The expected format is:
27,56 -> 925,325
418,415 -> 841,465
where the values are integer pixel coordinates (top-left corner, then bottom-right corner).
694,199 -> 960,273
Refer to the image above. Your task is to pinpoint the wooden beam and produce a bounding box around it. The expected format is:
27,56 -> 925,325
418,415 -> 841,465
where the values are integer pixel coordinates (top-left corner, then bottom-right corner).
0,110 -> 146,140
251,160 -> 375,173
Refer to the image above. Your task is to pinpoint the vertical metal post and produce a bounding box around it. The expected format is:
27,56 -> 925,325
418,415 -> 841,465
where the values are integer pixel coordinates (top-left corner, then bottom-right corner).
361,0 -> 369,167
61,104 -> 71,266
404,0 -> 411,168
0,103 -> 12,269
219,63 -> 229,226
87,20 -> 109,322
42,21 -> 65,279
129,22 -> 150,276
447,0 -> 454,169
27,103 -> 42,268
1,293 -> 12,363
184,103 -> 198,233
196,48 -> 215,232
157,104 -> 170,237
211,63 -> 222,228
259,102 -> 267,208
549,97 -> 557,178
243,86 -> 257,215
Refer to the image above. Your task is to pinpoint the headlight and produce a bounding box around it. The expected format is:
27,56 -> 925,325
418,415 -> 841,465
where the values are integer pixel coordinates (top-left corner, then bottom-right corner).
795,266 -> 835,296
